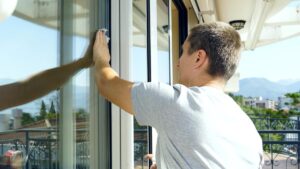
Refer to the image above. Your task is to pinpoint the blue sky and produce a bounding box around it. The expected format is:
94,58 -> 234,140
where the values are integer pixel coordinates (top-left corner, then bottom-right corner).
1,15 -> 300,85
237,36 -> 300,82
0,16 -> 58,80
0,16 -> 89,86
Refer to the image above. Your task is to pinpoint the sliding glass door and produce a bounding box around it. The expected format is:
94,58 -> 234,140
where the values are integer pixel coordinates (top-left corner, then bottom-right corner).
0,0 -> 110,168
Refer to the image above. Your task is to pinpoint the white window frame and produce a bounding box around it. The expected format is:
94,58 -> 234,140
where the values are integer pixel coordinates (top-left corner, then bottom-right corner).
111,0 -> 134,168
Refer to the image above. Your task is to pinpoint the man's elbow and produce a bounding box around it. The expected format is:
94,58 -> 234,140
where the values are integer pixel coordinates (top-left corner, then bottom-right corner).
97,78 -> 110,98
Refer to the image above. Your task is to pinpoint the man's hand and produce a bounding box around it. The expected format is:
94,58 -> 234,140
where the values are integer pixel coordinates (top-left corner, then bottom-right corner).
79,48 -> 93,68
145,154 -> 157,169
93,30 -> 111,66
80,31 -> 98,68
92,29 -> 134,114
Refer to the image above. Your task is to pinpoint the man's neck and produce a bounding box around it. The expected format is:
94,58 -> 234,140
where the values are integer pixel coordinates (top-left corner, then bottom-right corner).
201,81 -> 225,91
186,76 -> 226,91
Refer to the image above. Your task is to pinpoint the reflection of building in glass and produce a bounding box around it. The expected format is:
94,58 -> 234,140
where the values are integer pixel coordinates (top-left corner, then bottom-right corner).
12,109 -> 23,129
0,118 -> 89,169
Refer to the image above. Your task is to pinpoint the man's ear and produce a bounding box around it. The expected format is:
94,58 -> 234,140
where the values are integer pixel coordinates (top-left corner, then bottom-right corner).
194,49 -> 207,68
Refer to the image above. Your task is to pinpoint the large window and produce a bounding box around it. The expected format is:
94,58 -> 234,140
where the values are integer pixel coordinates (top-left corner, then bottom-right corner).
59,1 -> 92,168
0,1 -> 61,168
132,0 -> 172,168
0,0 -> 108,168
131,0 -> 186,168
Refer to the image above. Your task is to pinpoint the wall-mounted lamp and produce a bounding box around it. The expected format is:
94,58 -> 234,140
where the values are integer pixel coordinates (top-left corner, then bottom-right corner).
0,0 -> 18,22
229,20 -> 246,30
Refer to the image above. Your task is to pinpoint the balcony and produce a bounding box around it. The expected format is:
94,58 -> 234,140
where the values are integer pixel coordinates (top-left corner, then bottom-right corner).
0,127 -> 89,169
251,116 -> 300,169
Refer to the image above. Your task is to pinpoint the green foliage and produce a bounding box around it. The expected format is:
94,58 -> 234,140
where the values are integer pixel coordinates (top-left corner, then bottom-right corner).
134,118 -> 147,129
36,100 -> 47,121
46,112 -> 58,119
21,113 -> 35,126
285,92 -> 300,106
36,100 -> 59,121
49,101 -> 56,114
75,108 -> 88,119
228,93 -> 244,106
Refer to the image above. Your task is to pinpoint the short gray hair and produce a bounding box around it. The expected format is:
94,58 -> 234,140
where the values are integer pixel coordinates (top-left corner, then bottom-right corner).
187,22 -> 242,80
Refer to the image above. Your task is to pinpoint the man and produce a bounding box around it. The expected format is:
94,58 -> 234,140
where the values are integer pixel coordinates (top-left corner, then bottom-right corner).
93,22 -> 264,168
0,46 -> 93,111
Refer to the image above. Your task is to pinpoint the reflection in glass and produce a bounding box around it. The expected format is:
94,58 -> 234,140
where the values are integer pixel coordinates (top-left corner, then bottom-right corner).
132,0 -> 149,169
0,0 -> 94,168
0,1 -> 60,168
157,0 -> 170,84
60,1 -> 92,168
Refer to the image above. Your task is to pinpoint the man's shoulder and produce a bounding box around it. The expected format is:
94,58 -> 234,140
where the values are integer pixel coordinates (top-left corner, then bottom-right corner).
133,82 -> 186,92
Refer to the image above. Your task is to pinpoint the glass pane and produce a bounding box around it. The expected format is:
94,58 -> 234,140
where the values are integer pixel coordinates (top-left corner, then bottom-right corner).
0,1 -> 60,168
0,0 -> 96,168
74,37 -> 90,169
59,1 -> 93,169
132,0 -> 149,168
157,0 -> 170,84
132,0 -> 148,82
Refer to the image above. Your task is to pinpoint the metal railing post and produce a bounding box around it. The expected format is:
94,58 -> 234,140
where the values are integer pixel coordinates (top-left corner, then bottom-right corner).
1,143 -> 3,155
297,116 -> 300,169
48,130 -> 52,169
25,131 -> 29,169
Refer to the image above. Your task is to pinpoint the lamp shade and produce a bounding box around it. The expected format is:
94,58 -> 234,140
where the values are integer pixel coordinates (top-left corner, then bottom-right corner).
0,0 -> 18,22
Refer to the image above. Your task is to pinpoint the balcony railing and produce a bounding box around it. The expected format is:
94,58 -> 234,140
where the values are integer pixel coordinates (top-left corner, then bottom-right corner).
3,117 -> 299,169
251,116 -> 300,169
135,117 -> 300,169
134,129 -> 148,169
0,128 -> 89,169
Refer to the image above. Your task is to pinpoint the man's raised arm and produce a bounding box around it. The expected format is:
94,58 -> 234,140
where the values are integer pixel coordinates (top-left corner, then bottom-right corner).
93,30 -> 134,115
0,47 -> 93,111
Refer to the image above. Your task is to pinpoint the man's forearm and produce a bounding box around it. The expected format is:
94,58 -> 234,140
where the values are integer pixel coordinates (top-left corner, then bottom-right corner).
94,62 -> 134,114
0,58 -> 89,111
92,30 -> 134,114
24,58 -> 88,96
95,62 -> 119,88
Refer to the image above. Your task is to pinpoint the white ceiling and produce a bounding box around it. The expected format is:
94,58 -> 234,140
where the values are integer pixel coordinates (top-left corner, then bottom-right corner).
132,0 -> 169,50
13,0 -> 299,51
12,0 -> 169,50
196,0 -> 300,50
13,0 -> 91,37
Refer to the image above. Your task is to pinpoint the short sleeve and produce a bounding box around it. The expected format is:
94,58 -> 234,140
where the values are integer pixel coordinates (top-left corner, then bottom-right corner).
131,82 -> 178,129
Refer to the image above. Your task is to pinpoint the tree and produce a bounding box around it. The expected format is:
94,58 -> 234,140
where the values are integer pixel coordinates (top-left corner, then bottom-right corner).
228,93 -> 244,106
49,101 -> 56,114
75,108 -> 88,119
37,100 -> 47,120
21,113 -> 35,125
285,92 -> 300,106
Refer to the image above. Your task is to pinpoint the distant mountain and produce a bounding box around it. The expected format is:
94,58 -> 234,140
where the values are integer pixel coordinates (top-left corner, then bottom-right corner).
287,81 -> 300,92
277,79 -> 300,86
0,78 -> 15,85
236,78 -> 300,99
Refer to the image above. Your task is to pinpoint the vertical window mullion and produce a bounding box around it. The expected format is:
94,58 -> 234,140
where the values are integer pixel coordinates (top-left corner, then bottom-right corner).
59,0 -> 75,168
147,0 -> 159,167
110,0 -> 121,168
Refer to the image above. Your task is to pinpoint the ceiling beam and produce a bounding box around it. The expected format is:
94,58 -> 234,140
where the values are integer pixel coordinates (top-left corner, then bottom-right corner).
245,0 -> 275,50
